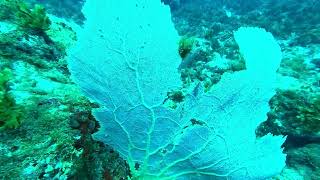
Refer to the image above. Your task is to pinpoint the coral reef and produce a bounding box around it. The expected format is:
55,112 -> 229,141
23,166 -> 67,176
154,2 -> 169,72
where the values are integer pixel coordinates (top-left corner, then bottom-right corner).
167,0 -> 320,178
0,0 -> 319,179
258,90 -> 320,137
285,143 -> 320,179
0,30 -> 64,68
0,1 -> 69,69
0,0 -> 129,179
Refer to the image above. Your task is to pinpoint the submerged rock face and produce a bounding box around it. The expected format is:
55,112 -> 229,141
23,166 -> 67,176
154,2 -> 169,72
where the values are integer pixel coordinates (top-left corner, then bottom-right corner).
27,0 -> 85,24
258,90 -> 320,139
285,143 -> 320,180
0,1 -> 129,179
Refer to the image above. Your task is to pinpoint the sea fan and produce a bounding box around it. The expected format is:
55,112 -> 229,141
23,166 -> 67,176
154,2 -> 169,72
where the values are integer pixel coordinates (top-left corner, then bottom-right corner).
67,0 -> 286,179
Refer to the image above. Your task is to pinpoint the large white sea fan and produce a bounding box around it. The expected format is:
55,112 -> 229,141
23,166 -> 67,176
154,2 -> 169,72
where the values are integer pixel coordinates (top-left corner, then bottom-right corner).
67,0 -> 286,179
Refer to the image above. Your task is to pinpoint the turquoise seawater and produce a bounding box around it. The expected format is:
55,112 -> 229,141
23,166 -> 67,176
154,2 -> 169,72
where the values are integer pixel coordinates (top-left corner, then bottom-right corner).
0,0 -> 319,179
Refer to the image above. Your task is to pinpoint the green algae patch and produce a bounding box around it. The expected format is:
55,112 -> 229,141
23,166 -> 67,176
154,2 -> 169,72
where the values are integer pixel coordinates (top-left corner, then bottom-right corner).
0,68 -> 22,131
178,36 -> 195,58
0,0 -> 51,33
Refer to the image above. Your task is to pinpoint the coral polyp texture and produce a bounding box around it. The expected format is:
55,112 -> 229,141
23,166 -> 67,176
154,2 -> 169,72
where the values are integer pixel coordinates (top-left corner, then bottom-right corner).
68,0 -> 286,179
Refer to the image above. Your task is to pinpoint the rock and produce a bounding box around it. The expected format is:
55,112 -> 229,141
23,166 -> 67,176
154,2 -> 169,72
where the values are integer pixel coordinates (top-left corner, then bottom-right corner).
285,143 -> 320,180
